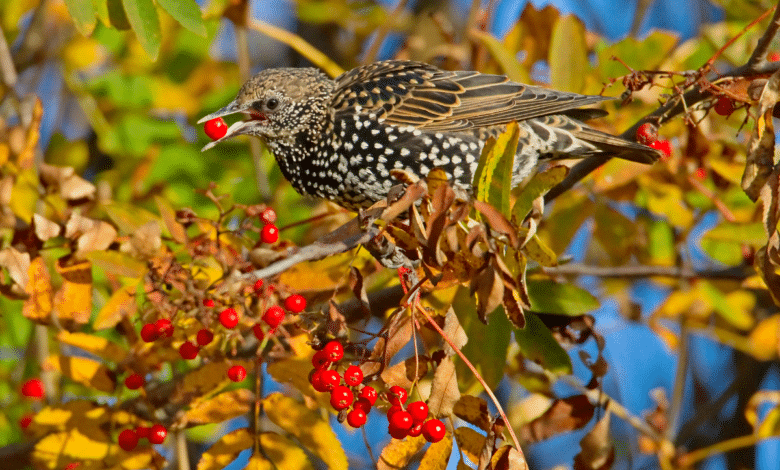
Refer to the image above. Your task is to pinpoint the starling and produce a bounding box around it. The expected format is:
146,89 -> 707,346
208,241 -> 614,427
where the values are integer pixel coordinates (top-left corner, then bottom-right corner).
199,60 -> 659,211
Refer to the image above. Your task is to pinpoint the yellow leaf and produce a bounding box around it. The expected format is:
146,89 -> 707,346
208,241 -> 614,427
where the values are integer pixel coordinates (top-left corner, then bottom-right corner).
184,389 -> 254,425
62,36 -> 104,70
156,195 -> 187,244
10,168 -> 38,223
721,290 -> 756,330
454,427 -> 486,464
23,256 -> 53,324
279,253 -> 355,292
244,455 -> 274,470
523,235 -> 558,267
645,181 -> 694,229
57,331 -> 128,363
748,315 -> 780,361
263,393 -> 347,470
267,357 -> 318,397
45,355 -> 116,393
95,284 -> 138,330
419,433 -> 453,470
53,256 -> 92,327
253,433 -> 313,470
377,434 -> 427,470
197,428 -> 254,470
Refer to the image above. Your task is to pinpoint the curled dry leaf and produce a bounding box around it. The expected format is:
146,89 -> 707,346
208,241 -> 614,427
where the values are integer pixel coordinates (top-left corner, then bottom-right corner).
742,68 -> 780,202
124,221 -> 162,259
348,266 -> 370,318
488,445 -> 529,470
454,395 -> 491,432
65,212 -> 117,254
573,412 -> 614,470
518,395 -> 595,443
0,246 -> 31,288
33,214 -> 61,242
381,355 -> 430,389
39,163 -> 95,200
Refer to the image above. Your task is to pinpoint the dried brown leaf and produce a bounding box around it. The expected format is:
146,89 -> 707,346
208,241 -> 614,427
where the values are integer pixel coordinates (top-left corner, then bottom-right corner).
573,412 -> 614,470
428,356 -> 460,418
349,266 -> 370,318
0,246 -> 30,288
23,256 -> 52,323
33,214 -> 61,242
473,200 -> 519,247
381,356 -> 430,389
453,395 -> 491,432
442,307 -> 468,356
488,445 -> 529,470
743,68 -> 780,201
518,395 -> 595,443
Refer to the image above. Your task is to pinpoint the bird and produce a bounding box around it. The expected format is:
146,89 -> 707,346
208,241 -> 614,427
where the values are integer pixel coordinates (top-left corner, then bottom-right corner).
199,60 -> 659,211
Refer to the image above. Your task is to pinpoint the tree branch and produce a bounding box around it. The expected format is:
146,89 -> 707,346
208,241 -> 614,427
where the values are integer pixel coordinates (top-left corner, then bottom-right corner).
542,263 -> 751,280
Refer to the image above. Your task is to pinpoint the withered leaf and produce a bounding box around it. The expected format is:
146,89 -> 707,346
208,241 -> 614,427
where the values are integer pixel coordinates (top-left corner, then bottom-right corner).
473,200 -> 519,247
381,356 -> 430,389
33,214 -> 61,242
454,395 -> 491,432
428,356 -> 460,418
348,266 -> 370,318
442,307 -> 468,356
518,395 -> 595,443
573,412 -> 614,470
471,260 -> 504,323
0,246 -> 31,288
742,68 -> 780,201
488,445 -> 529,470
378,434 -> 427,470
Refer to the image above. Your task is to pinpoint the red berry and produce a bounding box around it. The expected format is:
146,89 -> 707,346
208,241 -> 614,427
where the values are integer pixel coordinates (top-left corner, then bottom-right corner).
386,405 -> 402,421
203,299 -> 215,307
330,385 -> 354,410
140,323 -> 159,342
347,408 -> 367,427
124,373 -> 144,390
118,429 -> 139,451
343,365 -> 363,387
312,350 -> 331,369
407,401 -> 429,423
219,308 -> 240,329
260,224 -> 279,244
771,52 -> 780,61
149,424 -> 167,444
252,323 -> 265,342
320,370 -> 341,391
227,365 -> 247,382
253,279 -> 264,292
284,294 -> 306,313
323,340 -> 344,362
389,410 -> 413,432
695,167 -> 707,180
359,386 -> 378,406
714,96 -> 734,116
21,378 -> 44,399
262,305 -> 285,328
196,328 -> 214,346
19,414 -> 33,429
155,318 -> 174,338
422,419 -> 446,443
650,139 -> 672,159
408,423 -> 423,437
636,122 -> 658,146
179,341 -> 199,359
135,426 -> 150,439
388,424 -> 409,440
260,208 -> 277,225
310,370 -> 327,392
354,397 -> 373,413
204,117 -> 228,140
387,385 -> 407,406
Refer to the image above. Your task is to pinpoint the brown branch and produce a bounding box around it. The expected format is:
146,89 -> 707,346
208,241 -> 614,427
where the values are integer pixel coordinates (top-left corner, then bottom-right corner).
542,263 -> 751,280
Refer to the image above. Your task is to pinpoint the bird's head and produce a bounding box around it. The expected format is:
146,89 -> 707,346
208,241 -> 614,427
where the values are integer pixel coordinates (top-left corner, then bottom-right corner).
198,67 -> 334,151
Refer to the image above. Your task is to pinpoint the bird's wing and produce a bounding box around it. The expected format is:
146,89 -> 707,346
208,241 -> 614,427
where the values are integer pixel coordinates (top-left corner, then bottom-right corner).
332,60 -> 611,131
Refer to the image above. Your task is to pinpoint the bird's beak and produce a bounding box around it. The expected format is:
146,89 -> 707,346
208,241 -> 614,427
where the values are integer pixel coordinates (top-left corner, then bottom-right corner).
198,100 -> 266,151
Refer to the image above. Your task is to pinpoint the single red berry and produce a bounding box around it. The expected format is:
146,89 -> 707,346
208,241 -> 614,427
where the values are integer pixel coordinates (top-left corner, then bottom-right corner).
650,140 -> 672,159
203,299 -> 215,307
330,385 -> 354,410
408,422 -> 423,437
260,224 -> 279,244
347,408 -> 367,427
310,370 -> 328,392
262,305 -> 285,328
219,308 -> 240,329
422,419 -> 446,443
353,397 -> 372,413
21,378 -> 44,399
118,429 -> 139,451
323,340 -> 344,362
312,350 -> 331,369
771,52 -> 780,61
284,294 -> 306,313
124,373 -> 144,390
19,414 -> 33,429
407,401 -> 429,423
695,167 -> 707,180
252,323 -> 265,342
389,410 -> 413,432
64,463 -> 81,470
636,122 -> 658,146
140,323 -> 159,342
179,341 -> 199,360
343,365 -> 363,387
204,117 -> 228,140
387,385 -> 408,406
135,426 -> 150,439
388,424 -> 409,440
228,365 -> 247,382
155,318 -> 174,338
320,370 -> 341,391
359,386 -> 378,406
149,424 -> 167,444
714,96 -> 734,116
196,328 -> 214,346
260,208 -> 277,225
253,279 -> 264,292
386,405 -> 402,421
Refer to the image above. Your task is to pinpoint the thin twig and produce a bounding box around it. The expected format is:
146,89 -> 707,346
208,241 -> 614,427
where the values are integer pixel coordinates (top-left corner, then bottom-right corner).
0,22 -> 17,87
542,263 -> 750,280
666,322 -> 689,442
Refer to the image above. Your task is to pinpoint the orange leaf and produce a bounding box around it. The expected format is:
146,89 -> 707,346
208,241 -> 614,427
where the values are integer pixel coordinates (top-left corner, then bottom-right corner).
56,331 -> 128,363
419,432 -> 453,470
53,255 -> 92,328
377,434 -> 427,470
94,284 -> 137,330
23,256 -> 52,324
45,355 -> 116,393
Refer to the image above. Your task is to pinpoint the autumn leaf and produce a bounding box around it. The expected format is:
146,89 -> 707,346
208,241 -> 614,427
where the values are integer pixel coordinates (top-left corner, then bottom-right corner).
378,434 -> 427,470
184,389 -> 254,425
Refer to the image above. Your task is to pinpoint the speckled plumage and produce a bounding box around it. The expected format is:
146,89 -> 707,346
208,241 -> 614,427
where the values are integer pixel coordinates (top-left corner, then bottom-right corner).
200,60 -> 659,211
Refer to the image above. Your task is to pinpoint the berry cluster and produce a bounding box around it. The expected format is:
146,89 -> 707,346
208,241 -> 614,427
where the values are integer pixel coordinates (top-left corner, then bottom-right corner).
117,423 -> 168,451
636,123 -> 672,160
308,340 -> 446,443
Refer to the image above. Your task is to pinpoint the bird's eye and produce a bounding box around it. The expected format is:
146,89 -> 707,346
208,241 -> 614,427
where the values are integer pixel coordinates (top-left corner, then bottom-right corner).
266,98 -> 279,110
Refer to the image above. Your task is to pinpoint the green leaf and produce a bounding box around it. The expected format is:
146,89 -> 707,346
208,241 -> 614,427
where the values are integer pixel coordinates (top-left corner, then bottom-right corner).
64,0 -> 97,35
646,219 -> 675,266
156,0 -> 206,36
514,311 -> 572,375
472,122 -> 519,217
703,222 -> 766,245
470,30 -> 528,83
513,165 -> 568,221
121,0 -> 161,59
549,15 -> 587,93
527,279 -> 599,315
107,0 -> 131,30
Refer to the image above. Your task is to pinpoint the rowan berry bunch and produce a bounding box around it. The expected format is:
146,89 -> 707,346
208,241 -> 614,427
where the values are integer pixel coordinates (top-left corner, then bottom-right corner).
308,340 -> 446,443
117,423 -> 168,451
636,123 -> 672,160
